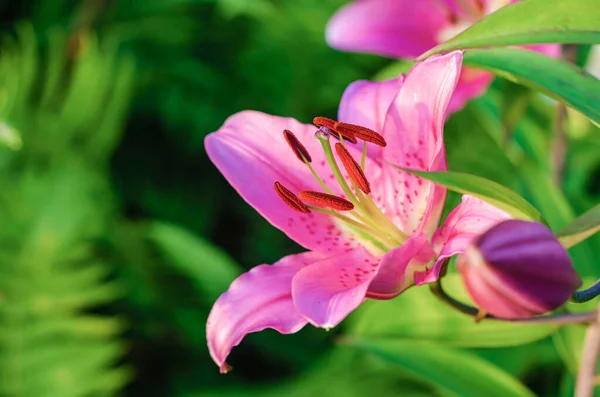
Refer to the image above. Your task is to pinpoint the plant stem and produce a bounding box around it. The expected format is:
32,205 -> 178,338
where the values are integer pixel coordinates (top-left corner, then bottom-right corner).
551,102 -> 567,187
573,280 -> 600,303
551,44 -> 577,187
429,276 -> 597,325
575,305 -> 600,397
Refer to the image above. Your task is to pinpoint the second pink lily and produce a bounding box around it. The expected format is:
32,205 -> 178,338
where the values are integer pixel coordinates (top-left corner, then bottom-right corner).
326,0 -> 560,112
205,51 -> 509,373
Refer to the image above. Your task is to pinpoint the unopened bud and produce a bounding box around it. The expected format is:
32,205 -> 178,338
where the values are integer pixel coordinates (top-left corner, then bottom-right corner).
457,220 -> 582,319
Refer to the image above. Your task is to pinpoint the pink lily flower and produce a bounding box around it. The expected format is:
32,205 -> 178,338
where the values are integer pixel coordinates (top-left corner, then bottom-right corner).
205,51 -> 509,373
326,0 -> 560,113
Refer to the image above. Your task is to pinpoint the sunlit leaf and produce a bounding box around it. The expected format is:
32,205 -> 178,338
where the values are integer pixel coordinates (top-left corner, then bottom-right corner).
464,49 -> 600,125
149,222 -> 241,302
343,338 -> 536,397
556,203 -> 600,248
394,167 -> 544,222
0,122 -> 22,150
420,0 -> 600,58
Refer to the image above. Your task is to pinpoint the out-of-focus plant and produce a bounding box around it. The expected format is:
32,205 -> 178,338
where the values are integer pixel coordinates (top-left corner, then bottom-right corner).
0,23 -> 135,396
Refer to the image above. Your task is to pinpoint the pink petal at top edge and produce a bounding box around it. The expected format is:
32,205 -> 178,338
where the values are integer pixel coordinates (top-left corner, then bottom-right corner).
206,251 -> 324,373
326,0 -> 453,59
525,44 -> 561,58
291,247 -> 380,329
366,233 -> 436,299
205,111 -> 382,256
337,76 -> 404,159
376,51 -> 462,235
448,67 -> 495,114
442,0 -> 485,20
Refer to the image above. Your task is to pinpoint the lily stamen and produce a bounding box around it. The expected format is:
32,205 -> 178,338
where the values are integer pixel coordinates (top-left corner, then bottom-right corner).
277,119 -> 408,251
274,182 -> 310,214
298,191 -> 354,211
314,116 -> 357,143
283,129 -> 312,163
335,122 -> 386,147
334,142 -> 370,194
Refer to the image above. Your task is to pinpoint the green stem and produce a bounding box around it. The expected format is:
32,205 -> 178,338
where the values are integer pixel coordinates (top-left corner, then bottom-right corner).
430,275 -> 597,325
572,280 -> 600,303
575,305 -> 600,397
318,137 -> 359,206
361,141 -> 367,170
304,157 -> 333,195
307,205 -> 393,251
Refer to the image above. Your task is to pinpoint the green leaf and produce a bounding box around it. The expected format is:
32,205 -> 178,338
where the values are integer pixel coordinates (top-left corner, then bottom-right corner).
420,0 -> 600,58
347,274 -> 556,347
0,122 -> 22,150
374,59 -> 414,81
463,49 -> 600,125
519,163 -> 596,276
557,203 -> 600,248
343,338 -> 536,397
198,349 -> 436,397
395,167 -> 544,222
148,222 -> 241,302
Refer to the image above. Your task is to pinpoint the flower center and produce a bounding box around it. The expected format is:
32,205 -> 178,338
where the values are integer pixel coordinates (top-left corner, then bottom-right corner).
274,117 -> 407,253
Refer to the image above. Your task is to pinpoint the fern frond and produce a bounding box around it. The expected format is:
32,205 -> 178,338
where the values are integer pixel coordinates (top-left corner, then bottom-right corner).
0,22 -> 136,397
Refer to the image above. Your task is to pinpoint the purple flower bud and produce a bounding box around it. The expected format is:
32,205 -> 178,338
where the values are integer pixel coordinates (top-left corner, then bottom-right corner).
457,219 -> 582,319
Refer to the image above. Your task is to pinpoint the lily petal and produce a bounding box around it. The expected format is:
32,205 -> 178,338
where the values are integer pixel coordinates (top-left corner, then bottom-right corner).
292,247 -> 379,328
366,233 -> 436,298
326,0 -> 453,59
207,251 -> 323,373
423,195 -> 512,284
526,44 -> 561,58
338,76 -> 404,158
376,51 -> 462,235
206,111 -> 381,255
449,68 -> 495,113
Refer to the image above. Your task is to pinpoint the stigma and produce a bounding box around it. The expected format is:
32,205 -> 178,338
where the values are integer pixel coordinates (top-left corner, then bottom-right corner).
273,118 -> 407,252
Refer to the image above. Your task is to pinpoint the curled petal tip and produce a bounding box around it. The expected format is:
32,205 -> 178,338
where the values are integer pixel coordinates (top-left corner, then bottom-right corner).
219,363 -> 233,374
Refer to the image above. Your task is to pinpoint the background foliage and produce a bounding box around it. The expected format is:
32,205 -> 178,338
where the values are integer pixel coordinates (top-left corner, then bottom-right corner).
0,0 -> 599,396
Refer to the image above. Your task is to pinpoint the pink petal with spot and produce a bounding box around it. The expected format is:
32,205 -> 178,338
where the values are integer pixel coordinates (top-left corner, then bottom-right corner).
205,111 -> 381,255
292,247 -> 380,328
207,251 -> 323,373
366,233 -> 436,299
337,76 -> 404,159
326,0 -> 453,59
376,51 -> 462,236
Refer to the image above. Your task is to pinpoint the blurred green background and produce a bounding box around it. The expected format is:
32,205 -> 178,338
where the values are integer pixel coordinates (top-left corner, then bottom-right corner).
0,0 -> 599,396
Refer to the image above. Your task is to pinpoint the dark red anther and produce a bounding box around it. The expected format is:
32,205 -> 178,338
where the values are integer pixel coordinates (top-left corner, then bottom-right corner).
331,129 -> 358,144
314,116 -> 357,144
313,116 -> 337,130
283,129 -> 312,163
298,191 -> 354,211
274,182 -> 311,214
335,143 -> 371,194
335,122 -> 386,147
